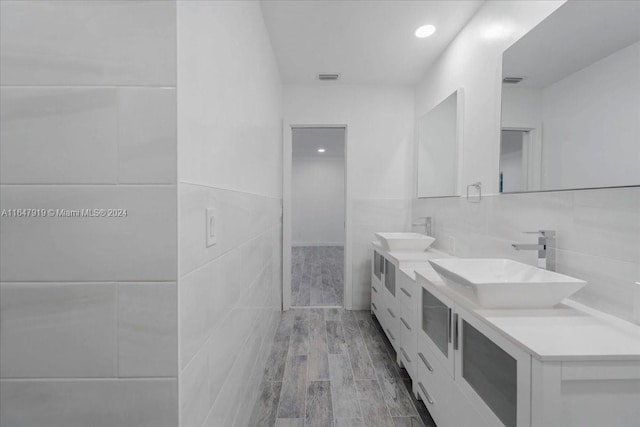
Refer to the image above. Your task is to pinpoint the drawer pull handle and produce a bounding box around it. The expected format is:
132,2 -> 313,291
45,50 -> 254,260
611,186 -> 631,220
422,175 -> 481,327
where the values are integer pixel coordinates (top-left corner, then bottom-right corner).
418,382 -> 434,405
400,317 -> 411,330
371,302 -> 377,311
400,347 -> 412,363
386,329 -> 396,341
372,286 -> 378,293
418,352 -> 433,372
400,287 -> 412,298
387,308 -> 396,318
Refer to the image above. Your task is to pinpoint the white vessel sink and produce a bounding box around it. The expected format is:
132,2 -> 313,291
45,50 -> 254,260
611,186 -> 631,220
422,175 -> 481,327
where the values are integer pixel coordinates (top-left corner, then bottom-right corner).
375,232 -> 435,252
428,258 -> 586,308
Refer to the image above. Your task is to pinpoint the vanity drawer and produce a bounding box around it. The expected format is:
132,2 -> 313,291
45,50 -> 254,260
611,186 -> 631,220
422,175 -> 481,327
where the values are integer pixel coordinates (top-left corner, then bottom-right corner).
416,342 -> 454,427
398,273 -> 418,315
400,312 -> 417,356
371,282 -> 382,315
383,303 -> 400,351
399,313 -> 418,380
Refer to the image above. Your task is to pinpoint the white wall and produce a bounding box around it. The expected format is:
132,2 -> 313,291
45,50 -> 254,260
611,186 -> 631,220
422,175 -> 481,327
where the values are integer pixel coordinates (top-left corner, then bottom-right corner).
0,1 -> 178,426
541,41 -> 640,190
415,0 -> 564,196
292,156 -> 345,246
413,0 -> 640,323
284,85 -> 414,309
177,1 -> 283,426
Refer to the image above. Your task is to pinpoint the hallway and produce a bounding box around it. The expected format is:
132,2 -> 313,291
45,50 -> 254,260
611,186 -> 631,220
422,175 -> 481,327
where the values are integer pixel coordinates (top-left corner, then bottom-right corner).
248,308 -> 435,427
292,247 -> 344,307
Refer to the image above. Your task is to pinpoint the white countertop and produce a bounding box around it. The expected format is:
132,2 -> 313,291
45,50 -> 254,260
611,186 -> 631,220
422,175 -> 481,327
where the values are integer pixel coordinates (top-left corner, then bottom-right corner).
414,268 -> 640,362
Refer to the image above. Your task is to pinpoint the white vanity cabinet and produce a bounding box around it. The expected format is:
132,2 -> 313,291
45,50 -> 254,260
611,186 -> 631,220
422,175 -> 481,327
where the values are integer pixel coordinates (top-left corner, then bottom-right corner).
417,282 -> 531,427
416,272 -> 640,427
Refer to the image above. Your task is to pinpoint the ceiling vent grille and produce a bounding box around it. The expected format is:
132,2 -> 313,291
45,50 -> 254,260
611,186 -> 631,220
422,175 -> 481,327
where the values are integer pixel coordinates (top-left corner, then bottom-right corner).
503,77 -> 524,84
318,73 -> 340,81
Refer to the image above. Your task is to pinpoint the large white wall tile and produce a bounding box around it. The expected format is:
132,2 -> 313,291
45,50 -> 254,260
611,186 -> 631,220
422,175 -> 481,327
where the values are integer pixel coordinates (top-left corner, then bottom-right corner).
0,88 -> 118,184
0,185 -> 177,282
179,183 -> 279,276
567,187 -> 640,264
0,283 -> 117,378
0,0 -> 176,86
180,346 -> 211,427
558,250 -> 638,321
0,378 -> 177,427
486,191 -> 574,247
352,198 -> 411,309
118,88 -> 177,184
118,282 -> 177,378
412,191 -> 640,322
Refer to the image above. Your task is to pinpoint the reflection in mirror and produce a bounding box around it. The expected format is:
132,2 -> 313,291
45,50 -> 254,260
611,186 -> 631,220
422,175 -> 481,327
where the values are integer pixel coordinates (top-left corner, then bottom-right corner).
500,1 -> 640,193
417,90 -> 460,198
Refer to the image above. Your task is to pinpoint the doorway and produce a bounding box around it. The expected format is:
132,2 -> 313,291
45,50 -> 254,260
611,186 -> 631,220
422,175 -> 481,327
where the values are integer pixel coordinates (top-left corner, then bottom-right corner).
285,127 -> 346,308
500,128 -> 542,192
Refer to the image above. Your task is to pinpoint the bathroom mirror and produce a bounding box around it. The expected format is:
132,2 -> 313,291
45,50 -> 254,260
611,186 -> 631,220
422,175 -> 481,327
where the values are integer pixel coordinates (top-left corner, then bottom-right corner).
500,1 -> 640,193
416,89 -> 461,198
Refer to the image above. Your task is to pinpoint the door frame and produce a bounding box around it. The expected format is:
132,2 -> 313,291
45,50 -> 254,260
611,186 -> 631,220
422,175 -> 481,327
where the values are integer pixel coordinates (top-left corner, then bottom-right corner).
501,126 -> 542,192
282,124 -> 350,310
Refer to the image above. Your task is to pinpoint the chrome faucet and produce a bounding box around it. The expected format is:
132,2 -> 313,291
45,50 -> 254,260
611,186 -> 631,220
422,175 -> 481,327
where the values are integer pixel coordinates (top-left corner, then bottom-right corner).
512,230 -> 556,271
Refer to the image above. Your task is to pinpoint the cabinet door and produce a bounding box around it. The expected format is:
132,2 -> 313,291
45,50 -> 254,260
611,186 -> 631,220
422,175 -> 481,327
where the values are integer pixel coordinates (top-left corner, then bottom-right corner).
419,285 -> 455,377
454,305 -> 531,427
373,250 -> 383,281
384,259 -> 395,297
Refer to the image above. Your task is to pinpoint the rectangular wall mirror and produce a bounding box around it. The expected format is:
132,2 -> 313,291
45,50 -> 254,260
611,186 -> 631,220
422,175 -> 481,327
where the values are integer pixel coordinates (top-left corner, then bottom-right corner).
416,89 -> 462,198
500,1 -> 640,193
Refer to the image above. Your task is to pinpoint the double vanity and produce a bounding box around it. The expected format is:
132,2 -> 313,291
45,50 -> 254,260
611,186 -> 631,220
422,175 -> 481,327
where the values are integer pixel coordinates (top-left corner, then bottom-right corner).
371,233 -> 640,427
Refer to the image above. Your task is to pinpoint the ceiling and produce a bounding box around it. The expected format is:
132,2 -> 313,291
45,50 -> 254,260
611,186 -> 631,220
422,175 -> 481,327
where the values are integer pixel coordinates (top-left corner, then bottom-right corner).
292,127 -> 345,157
503,1 -> 640,89
261,0 -> 484,85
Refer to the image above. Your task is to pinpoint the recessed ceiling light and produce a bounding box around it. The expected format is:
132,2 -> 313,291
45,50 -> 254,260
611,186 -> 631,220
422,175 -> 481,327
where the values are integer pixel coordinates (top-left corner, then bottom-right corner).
415,24 -> 436,39
317,148 -> 326,153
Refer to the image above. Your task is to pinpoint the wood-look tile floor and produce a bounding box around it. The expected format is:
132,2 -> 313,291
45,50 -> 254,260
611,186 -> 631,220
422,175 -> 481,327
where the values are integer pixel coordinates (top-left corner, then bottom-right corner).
291,247 -> 344,307
249,308 -> 437,427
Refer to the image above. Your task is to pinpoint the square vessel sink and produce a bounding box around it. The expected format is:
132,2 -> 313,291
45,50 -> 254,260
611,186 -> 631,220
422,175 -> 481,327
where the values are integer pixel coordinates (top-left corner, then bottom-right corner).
375,232 -> 435,252
428,258 -> 586,308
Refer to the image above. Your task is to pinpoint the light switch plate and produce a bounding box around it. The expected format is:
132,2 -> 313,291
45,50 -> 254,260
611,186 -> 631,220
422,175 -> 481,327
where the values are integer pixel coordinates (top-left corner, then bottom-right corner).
206,207 -> 217,247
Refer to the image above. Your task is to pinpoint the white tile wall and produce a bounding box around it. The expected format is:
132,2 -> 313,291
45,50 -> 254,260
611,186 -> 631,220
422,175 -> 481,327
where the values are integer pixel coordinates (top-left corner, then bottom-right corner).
412,186 -> 640,323
118,88 -> 177,184
0,87 -> 176,184
0,88 -> 119,184
0,185 -> 177,282
178,183 -> 282,427
352,198 -> 412,309
0,378 -> 178,427
179,184 -> 280,277
0,0 -> 176,86
0,0 -> 178,424
118,282 -> 177,377
0,282 -> 117,378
